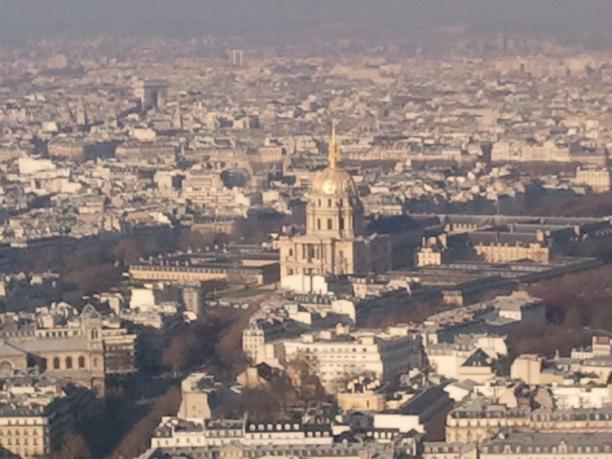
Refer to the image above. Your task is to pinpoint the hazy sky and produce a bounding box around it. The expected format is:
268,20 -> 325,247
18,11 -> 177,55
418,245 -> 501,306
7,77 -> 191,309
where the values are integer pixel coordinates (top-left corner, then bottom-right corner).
1,0 -> 611,44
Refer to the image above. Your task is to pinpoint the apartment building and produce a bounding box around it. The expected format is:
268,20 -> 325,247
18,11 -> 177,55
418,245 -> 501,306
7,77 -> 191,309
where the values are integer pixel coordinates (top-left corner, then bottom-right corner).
281,326 -> 422,391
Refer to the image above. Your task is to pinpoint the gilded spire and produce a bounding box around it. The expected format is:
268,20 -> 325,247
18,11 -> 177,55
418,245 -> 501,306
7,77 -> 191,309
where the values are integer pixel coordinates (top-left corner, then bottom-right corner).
328,121 -> 341,169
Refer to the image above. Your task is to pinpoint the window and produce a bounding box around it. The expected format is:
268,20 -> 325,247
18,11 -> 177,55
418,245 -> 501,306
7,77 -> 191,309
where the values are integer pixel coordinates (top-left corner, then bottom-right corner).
339,217 -> 344,231
53,357 -> 60,370
65,357 -> 73,369
78,356 -> 86,368
327,219 -> 332,230
317,219 -> 321,230
0,361 -> 13,374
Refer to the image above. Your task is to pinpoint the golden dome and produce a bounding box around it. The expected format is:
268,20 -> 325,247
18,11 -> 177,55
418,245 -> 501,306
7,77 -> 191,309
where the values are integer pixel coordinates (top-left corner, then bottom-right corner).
311,167 -> 358,196
310,122 -> 358,197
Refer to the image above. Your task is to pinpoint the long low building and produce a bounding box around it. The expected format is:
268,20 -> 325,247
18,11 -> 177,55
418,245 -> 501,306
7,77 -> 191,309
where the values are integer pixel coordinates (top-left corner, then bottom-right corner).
425,432 -> 612,459
130,248 -> 280,285
151,416 -> 333,450
415,212 -> 612,267
480,431 -> 612,458
142,443 -> 394,459
446,398 -> 612,443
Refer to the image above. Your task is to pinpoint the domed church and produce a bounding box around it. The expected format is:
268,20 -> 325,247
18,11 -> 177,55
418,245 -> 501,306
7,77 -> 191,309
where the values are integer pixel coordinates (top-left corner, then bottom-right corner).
279,125 -> 391,283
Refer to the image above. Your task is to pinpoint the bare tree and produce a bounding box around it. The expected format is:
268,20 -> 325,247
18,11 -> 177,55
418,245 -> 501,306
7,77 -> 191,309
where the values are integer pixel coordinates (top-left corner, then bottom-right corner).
111,386 -> 181,458
51,432 -> 90,459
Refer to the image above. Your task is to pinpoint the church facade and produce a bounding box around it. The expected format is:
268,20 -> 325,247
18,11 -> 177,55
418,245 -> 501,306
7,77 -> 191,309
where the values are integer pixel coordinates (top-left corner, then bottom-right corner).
279,127 -> 391,282
0,305 -> 137,395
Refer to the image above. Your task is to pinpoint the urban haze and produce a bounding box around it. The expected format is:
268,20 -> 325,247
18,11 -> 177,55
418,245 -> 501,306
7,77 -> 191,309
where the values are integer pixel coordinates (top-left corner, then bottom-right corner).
0,1 -> 612,458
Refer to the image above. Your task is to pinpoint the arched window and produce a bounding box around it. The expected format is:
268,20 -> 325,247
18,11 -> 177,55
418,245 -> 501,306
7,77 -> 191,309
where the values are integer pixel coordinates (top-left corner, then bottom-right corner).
78,356 -> 86,368
65,356 -> 73,369
53,357 -> 60,370
93,357 -> 99,368
91,329 -> 99,340
0,361 -> 13,375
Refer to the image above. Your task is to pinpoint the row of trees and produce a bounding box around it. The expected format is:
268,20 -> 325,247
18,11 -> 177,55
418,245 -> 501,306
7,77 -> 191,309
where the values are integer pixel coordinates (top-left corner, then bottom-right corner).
111,386 -> 181,458
103,307 -> 257,457
506,263 -> 612,357
159,306 -> 254,377
525,189 -> 612,217
16,227 -> 228,295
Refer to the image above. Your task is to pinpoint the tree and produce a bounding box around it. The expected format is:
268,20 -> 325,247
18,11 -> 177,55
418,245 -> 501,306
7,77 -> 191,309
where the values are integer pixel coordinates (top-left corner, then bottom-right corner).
215,308 -> 254,375
51,432 -> 90,459
112,238 -> 145,264
176,229 -> 217,251
504,263 -> 612,357
241,388 -> 282,420
64,263 -> 121,295
285,357 -> 326,401
111,386 -> 181,458
161,334 -> 194,374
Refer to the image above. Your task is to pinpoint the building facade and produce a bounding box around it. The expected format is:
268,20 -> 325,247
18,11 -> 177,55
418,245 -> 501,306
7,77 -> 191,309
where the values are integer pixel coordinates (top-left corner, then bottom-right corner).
0,305 -> 136,395
279,127 -> 391,282
281,326 -> 421,391
446,401 -> 612,443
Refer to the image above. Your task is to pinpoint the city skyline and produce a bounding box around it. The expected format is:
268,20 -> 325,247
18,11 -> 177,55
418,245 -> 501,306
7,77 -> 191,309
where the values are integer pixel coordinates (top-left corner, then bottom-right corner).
1,2 -> 612,458
1,0 -> 612,47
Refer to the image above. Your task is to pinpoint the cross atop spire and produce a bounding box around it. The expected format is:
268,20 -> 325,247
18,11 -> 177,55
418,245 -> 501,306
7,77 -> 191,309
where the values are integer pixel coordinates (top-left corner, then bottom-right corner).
328,120 -> 341,169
